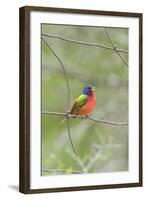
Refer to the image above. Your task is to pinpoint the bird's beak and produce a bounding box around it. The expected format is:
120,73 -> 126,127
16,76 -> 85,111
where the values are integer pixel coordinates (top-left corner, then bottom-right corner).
92,87 -> 95,91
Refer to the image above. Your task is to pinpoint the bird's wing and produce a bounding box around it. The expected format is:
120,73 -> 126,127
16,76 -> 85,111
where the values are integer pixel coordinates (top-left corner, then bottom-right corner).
71,94 -> 88,114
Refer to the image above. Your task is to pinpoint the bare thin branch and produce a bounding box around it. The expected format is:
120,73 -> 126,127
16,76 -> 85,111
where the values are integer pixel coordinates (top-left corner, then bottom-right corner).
42,37 -> 70,111
104,28 -> 128,68
87,116 -> 128,125
41,111 -> 128,126
42,111 -> 67,116
42,33 -> 128,54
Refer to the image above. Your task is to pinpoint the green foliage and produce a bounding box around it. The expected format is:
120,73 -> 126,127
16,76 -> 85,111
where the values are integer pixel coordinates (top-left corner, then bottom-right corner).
41,24 -> 128,175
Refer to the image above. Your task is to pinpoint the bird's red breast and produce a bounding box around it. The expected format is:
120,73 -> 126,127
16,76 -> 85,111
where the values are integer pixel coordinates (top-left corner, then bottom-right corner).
77,91 -> 96,115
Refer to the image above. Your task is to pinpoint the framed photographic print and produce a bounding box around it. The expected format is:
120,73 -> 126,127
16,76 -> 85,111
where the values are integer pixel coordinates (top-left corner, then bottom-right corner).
19,6 -> 143,194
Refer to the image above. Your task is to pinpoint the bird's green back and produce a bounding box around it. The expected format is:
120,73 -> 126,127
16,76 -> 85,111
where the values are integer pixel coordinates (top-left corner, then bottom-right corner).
71,94 -> 88,114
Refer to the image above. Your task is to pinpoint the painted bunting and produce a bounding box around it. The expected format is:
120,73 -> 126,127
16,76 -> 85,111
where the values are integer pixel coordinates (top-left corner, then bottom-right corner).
70,85 -> 96,116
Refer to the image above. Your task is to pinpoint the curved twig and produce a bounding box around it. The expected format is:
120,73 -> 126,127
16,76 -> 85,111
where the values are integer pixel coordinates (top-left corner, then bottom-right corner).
41,37 -> 70,111
66,118 -> 78,157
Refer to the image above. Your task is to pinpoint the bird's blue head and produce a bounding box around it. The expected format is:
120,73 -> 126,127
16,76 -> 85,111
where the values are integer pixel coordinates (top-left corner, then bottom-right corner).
83,85 -> 95,96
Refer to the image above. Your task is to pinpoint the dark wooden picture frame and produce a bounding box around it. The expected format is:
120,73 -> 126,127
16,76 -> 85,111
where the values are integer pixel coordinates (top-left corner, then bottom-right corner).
19,6 -> 143,194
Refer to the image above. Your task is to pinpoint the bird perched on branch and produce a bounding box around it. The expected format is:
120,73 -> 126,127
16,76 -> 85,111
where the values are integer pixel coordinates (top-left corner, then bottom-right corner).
70,85 -> 96,116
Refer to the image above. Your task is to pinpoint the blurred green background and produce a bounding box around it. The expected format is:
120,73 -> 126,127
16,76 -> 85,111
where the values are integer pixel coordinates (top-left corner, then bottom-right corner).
41,24 -> 128,175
